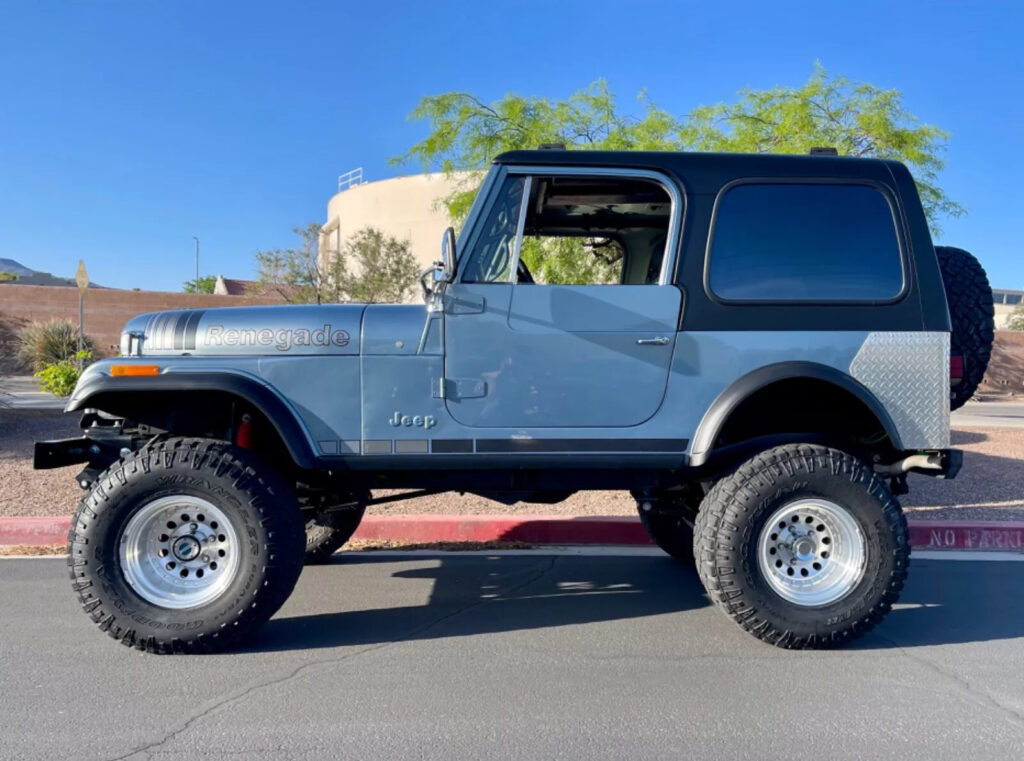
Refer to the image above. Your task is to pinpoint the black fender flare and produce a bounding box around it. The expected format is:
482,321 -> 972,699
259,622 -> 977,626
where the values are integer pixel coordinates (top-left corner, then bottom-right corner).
67,371 -> 319,470
689,361 -> 903,466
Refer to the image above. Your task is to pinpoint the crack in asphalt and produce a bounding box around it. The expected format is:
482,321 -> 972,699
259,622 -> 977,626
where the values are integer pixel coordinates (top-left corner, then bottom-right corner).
875,633 -> 1024,733
106,556 -> 559,761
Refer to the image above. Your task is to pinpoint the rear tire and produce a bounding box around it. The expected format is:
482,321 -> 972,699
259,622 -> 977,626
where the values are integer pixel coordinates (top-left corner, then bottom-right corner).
694,443 -> 908,649
935,245 -> 995,409
304,502 -> 367,565
67,438 -> 305,654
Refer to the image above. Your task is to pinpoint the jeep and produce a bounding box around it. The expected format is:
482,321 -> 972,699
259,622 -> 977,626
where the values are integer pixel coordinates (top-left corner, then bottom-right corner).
36,148 -> 994,652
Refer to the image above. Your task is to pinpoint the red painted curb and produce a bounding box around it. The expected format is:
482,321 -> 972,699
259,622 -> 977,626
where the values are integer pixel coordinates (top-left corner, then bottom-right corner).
0,516 -> 70,546
4,515 -> 1024,552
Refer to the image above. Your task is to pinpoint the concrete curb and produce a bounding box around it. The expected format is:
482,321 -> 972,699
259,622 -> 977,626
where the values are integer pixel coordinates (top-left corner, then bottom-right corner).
3,515 -> 1024,553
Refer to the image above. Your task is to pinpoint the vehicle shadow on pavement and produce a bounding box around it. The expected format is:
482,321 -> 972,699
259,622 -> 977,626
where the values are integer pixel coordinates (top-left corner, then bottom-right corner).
247,554 -> 709,653
859,558 -> 1024,649
247,556 -> 1024,653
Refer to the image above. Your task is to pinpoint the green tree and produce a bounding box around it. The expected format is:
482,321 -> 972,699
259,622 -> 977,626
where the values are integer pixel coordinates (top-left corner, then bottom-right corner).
519,237 -> 622,285
1007,304 -> 1024,331
183,275 -> 216,294
396,64 -> 962,239
255,223 -> 347,304
255,224 -> 417,304
0,271 -> 18,282
337,228 -> 419,303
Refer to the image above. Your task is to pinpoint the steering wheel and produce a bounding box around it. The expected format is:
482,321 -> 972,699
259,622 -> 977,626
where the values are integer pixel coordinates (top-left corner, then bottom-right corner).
516,258 -> 535,284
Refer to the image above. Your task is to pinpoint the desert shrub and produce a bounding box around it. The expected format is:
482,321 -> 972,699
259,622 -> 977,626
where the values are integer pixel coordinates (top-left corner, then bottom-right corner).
1008,304 -> 1024,332
16,320 -> 95,373
34,351 -> 93,397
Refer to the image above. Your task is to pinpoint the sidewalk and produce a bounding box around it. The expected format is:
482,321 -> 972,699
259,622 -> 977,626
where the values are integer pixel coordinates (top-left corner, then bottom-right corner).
0,376 -> 65,410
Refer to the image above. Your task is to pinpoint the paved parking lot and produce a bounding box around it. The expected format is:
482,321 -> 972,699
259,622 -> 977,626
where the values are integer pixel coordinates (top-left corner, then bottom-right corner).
953,400 -> 1024,429
2,550 -> 1024,760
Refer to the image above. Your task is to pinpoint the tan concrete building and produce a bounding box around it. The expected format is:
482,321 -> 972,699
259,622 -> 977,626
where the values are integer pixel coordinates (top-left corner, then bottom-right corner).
994,289 -> 1023,329
320,170 -> 469,295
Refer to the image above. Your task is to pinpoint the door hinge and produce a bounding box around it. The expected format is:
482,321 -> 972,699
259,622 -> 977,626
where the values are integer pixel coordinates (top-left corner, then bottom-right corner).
433,378 -> 487,400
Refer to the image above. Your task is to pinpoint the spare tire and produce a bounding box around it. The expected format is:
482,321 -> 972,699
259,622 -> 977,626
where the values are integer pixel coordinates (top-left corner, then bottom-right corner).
935,245 -> 995,410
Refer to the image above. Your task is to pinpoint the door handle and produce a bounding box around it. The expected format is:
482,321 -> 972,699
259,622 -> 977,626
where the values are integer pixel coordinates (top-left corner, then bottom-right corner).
636,336 -> 670,346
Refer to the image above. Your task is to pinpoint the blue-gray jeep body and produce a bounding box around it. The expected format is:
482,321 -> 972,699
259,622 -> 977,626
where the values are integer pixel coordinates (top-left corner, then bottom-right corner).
54,150 -> 955,484
40,149 -> 981,653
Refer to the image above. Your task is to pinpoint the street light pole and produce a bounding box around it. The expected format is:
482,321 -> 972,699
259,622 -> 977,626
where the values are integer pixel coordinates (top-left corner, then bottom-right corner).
192,236 -> 200,292
74,260 -> 89,369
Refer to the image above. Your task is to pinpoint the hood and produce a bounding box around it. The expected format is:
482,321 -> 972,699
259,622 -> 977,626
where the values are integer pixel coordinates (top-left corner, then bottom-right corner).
120,304 -> 367,357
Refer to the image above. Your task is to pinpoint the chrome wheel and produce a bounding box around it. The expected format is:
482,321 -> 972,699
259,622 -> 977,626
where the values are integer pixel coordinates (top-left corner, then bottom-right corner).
119,495 -> 241,610
757,498 -> 866,607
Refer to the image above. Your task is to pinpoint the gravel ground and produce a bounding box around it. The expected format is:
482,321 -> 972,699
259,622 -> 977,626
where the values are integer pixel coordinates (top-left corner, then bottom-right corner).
2,409 -> 1022,521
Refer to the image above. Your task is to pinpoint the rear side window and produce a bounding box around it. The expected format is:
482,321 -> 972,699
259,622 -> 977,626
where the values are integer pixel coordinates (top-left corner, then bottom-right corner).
707,183 -> 904,302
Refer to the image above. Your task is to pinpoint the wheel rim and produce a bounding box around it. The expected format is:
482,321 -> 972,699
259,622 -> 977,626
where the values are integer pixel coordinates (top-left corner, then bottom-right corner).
119,495 -> 241,610
756,498 -> 866,607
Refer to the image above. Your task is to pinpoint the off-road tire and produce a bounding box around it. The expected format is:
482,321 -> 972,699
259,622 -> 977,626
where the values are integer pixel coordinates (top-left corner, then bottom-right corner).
304,503 -> 367,565
636,491 -> 700,564
935,245 -> 995,410
67,438 -> 305,654
694,444 -> 909,649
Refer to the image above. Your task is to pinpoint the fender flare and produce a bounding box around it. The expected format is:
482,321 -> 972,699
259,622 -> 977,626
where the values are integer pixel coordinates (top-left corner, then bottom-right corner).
67,371 -> 319,470
689,361 -> 903,466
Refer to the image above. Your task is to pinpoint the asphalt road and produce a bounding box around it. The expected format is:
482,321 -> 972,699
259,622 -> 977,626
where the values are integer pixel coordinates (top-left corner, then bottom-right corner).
953,400 -> 1024,429
2,551 -> 1024,761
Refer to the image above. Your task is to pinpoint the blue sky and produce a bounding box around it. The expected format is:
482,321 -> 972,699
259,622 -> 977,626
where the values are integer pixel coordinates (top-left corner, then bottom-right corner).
1,0 -> 1021,292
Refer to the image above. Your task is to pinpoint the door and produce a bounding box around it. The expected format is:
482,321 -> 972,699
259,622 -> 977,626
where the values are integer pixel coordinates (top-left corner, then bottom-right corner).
444,168 -> 683,428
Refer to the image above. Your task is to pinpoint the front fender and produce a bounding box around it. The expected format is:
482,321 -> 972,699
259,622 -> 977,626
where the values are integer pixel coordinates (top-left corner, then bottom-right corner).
67,366 -> 319,470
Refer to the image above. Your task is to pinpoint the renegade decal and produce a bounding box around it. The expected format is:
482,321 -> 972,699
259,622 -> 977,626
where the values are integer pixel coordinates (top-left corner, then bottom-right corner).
204,324 -> 350,351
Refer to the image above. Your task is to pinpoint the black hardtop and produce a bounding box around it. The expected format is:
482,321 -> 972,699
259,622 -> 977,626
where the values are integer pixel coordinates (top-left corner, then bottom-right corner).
493,149 -> 904,194
494,148 -> 946,333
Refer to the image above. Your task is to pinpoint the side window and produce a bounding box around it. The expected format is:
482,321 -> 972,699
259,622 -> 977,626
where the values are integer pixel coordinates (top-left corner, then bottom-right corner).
707,183 -> 904,302
517,175 -> 672,286
461,175 -> 525,283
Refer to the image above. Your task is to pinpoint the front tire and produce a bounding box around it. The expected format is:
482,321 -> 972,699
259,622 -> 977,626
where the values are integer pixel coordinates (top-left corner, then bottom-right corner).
68,438 -> 305,654
636,489 -> 700,564
694,444 -> 908,649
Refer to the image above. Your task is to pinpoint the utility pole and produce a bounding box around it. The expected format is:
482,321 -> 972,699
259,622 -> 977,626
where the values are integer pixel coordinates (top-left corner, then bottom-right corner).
192,236 -> 200,292
74,260 -> 89,368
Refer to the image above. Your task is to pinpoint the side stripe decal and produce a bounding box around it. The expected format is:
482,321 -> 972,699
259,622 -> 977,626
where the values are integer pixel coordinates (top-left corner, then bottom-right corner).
144,310 -> 205,351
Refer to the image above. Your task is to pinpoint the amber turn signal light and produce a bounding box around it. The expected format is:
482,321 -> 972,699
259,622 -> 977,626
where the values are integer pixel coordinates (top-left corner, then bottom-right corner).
110,365 -> 160,377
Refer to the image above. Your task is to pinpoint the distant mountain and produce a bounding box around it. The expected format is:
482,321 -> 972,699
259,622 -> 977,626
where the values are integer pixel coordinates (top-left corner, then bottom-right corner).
0,258 -> 105,288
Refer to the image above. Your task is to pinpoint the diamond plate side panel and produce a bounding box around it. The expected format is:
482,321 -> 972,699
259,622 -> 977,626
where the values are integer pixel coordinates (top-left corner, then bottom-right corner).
850,332 -> 950,449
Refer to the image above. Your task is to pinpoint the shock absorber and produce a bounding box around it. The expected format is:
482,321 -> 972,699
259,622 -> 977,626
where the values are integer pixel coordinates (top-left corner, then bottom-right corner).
235,413 -> 253,449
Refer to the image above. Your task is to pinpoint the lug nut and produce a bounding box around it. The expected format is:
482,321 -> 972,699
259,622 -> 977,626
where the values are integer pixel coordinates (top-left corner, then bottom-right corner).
189,523 -> 198,532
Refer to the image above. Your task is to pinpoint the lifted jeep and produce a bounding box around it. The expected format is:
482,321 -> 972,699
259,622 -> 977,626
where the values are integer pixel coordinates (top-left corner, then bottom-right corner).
38,148 -> 993,653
